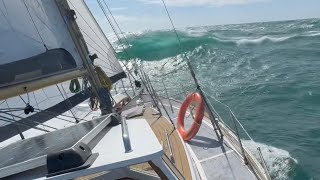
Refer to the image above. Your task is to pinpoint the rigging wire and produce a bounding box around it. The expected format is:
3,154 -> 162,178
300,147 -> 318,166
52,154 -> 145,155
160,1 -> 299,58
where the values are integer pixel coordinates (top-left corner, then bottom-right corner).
21,0 -> 48,50
28,1 -> 56,38
5,100 -> 25,139
0,106 -> 88,123
80,28 -> 118,66
160,0 -> 224,137
120,79 -> 129,96
96,0 -> 139,85
0,0 -> 8,16
80,31 -> 121,73
202,90 -> 253,140
33,109 -> 85,123
102,0 -> 136,94
101,0 -> 138,77
19,95 -> 27,105
101,0 -> 161,92
1,104 -> 81,124
70,0 -> 139,98
32,91 -> 48,130
0,108 -> 26,112
31,87 -> 89,123
0,3 -> 44,45
41,89 -> 50,100
160,0 -> 200,87
61,83 -> 91,122
0,115 -> 50,132
32,92 -> 39,110
67,0 -> 125,75
96,0 -> 128,58
102,0 -> 132,57
56,84 -> 79,123
81,29 -> 123,73
0,111 -> 57,130
68,0 -> 130,85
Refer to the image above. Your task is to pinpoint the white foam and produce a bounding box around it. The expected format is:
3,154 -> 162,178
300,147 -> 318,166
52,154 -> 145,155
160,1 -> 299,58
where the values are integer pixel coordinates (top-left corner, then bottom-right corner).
302,31 -> 320,37
141,54 -> 187,77
183,27 -> 208,37
107,31 -> 144,44
243,140 -> 297,180
236,36 -> 293,46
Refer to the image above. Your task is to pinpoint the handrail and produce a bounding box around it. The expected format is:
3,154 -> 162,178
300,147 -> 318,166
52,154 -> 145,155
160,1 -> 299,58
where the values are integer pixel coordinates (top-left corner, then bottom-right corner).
162,153 -> 185,180
162,79 -> 174,113
201,90 -> 271,179
140,69 -> 159,110
145,84 -> 270,179
202,90 -> 253,141
257,147 -> 272,179
230,112 -> 248,164
165,128 -> 175,163
121,116 -> 132,153
141,71 -> 176,127
122,61 -> 269,178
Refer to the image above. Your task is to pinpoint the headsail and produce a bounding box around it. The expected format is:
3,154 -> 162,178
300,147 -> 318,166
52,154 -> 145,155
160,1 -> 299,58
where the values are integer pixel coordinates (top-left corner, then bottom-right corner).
66,0 -> 126,83
0,0 -> 86,99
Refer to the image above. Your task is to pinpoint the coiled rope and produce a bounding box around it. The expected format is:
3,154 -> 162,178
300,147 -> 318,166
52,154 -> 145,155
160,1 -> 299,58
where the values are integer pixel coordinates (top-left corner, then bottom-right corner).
95,65 -> 113,91
69,79 -> 81,93
89,66 -> 114,111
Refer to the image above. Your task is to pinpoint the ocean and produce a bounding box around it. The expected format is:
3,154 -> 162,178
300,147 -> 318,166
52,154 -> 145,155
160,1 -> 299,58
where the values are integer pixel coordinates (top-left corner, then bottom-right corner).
116,18 -> 320,179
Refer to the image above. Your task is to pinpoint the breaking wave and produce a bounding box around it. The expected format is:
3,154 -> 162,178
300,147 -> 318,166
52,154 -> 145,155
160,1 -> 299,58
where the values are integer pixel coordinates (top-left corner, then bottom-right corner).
115,24 -> 320,61
235,35 -> 293,46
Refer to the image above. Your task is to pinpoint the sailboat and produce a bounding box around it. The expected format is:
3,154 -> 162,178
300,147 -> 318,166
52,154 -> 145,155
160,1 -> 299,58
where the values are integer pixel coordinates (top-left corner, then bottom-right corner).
0,0 -> 271,179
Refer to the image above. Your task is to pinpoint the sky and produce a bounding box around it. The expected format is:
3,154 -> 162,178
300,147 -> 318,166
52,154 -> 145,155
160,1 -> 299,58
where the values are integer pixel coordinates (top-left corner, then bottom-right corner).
86,0 -> 320,33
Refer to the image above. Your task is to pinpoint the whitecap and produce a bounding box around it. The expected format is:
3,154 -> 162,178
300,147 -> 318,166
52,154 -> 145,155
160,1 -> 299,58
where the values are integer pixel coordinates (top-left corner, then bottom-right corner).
184,27 -> 208,37
243,140 -> 297,180
302,31 -> 320,37
236,36 -> 293,46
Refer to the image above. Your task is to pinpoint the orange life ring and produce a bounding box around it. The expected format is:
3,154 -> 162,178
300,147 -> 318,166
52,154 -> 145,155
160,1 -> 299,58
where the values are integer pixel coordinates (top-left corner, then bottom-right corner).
177,92 -> 205,141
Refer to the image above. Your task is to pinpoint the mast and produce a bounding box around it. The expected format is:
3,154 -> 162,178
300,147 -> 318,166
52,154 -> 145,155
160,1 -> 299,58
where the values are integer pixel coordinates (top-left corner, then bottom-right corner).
55,0 -> 113,114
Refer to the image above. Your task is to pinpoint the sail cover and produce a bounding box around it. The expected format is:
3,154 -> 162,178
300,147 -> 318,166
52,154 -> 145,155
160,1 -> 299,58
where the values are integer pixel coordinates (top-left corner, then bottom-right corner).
67,0 -> 126,83
0,0 -> 84,87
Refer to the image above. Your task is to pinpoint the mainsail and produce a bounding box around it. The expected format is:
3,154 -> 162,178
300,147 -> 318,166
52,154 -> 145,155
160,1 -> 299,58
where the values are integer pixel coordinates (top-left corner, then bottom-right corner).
0,0 -> 126,138
0,0 -> 125,100
0,0 -> 86,99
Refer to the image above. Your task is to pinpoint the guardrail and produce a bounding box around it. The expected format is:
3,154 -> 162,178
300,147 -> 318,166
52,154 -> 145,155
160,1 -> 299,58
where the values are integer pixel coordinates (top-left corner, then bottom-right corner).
119,65 -> 271,179
143,76 -> 271,180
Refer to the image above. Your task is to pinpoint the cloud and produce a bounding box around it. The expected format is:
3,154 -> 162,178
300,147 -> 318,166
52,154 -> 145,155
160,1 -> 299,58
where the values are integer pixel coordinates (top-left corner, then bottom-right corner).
112,15 -> 140,22
138,0 -> 267,7
95,13 -> 168,32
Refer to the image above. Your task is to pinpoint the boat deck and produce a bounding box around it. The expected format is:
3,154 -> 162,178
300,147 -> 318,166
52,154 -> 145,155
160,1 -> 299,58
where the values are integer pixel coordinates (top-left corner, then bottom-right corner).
140,94 -> 258,180
0,91 -> 261,180
63,94 -> 259,180
130,106 -> 192,180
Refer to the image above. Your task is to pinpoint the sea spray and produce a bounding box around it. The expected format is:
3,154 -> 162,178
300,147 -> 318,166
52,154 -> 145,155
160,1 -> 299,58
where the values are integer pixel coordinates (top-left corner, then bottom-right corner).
243,140 -> 297,180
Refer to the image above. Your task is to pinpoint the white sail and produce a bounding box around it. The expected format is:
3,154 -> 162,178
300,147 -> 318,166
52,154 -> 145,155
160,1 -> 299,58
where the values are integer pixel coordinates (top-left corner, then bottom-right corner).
67,0 -> 126,83
0,0 -> 84,72
0,0 -> 87,99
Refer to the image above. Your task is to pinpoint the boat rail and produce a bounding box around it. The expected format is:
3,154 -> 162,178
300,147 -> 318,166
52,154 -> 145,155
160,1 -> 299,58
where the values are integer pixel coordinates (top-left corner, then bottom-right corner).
121,115 -> 132,153
128,71 -> 272,180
